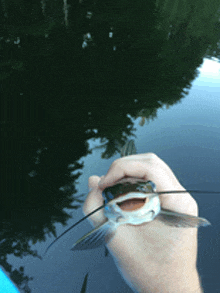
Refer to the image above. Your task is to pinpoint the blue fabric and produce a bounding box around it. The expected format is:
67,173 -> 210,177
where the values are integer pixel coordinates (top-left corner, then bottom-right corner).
0,269 -> 20,293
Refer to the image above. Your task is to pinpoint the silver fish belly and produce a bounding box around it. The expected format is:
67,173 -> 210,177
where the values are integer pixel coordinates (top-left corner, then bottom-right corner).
71,179 -> 210,251
71,180 -> 159,251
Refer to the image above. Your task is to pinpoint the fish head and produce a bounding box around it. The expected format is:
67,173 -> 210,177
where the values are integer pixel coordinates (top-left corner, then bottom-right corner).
71,179 -> 211,252
103,178 -> 161,225
102,177 -> 156,203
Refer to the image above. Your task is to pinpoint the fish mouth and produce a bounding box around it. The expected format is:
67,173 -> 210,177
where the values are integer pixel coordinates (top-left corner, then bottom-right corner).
105,192 -> 161,224
117,197 -> 149,211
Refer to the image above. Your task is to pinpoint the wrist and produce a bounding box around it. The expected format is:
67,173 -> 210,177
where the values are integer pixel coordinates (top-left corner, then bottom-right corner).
158,269 -> 202,293
136,268 -> 203,293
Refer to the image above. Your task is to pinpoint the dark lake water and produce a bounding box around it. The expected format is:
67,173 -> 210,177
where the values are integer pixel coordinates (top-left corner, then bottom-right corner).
1,1 -> 220,292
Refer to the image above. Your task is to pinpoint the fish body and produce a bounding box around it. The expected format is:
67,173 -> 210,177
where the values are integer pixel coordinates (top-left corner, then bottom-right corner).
72,180 -> 160,251
71,140 -> 210,251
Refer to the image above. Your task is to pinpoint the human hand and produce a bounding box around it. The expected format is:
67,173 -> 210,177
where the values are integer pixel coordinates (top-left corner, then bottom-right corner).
84,153 -> 203,293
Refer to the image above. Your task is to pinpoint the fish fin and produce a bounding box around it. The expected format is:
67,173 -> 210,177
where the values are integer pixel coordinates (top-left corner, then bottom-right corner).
80,273 -> 89,293
157,209 -> 211,228
120,140 -> 137,157
71,221 -> 116,251
105,246 -> 110,257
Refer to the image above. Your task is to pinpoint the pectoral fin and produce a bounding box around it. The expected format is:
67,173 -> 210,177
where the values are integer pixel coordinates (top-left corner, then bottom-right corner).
71,221 -> 116,251
157,209 -> 211,228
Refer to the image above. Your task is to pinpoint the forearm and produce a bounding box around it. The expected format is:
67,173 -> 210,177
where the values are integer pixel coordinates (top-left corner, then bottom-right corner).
109,224 -> 202,293
140,270 -> 203,293
127,266 -> 203,293
87,154 -> 205,293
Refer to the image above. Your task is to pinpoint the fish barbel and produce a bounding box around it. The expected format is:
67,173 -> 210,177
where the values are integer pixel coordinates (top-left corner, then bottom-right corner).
71,140 -> 210,251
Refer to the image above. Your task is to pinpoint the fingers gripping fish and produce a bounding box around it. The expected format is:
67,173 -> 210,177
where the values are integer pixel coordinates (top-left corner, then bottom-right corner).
71,140 -> 210,251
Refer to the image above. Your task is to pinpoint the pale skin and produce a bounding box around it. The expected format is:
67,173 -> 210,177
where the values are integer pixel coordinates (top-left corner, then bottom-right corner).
84,153 -> 203,293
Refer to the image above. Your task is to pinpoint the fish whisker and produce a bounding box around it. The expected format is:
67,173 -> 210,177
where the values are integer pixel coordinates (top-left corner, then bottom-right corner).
44,189 -> 220,254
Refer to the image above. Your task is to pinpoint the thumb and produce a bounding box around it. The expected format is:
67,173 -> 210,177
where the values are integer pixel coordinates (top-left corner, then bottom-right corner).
84,175 -> 106,226
88,175 -> 101,190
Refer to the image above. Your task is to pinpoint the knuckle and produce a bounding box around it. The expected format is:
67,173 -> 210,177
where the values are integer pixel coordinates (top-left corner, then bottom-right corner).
147,152 -> 159,160
111,158 -> 122,167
